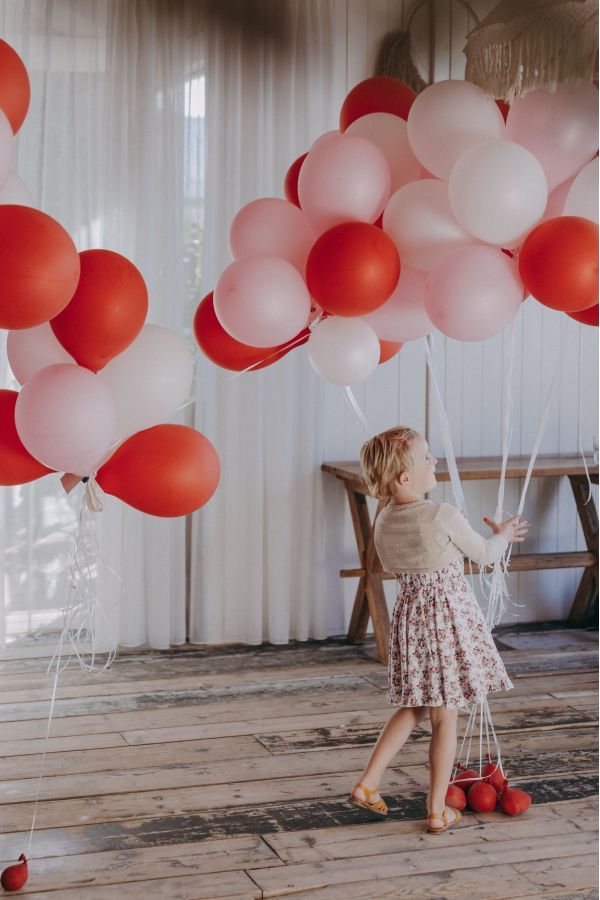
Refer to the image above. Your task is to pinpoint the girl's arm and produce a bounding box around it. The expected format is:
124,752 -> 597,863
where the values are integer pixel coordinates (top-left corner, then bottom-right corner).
437,503 -> 510,566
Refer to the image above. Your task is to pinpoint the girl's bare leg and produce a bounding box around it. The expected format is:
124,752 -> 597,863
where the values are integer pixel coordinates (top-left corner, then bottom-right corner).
427,705 -> 459,823
351,706 -> 428,801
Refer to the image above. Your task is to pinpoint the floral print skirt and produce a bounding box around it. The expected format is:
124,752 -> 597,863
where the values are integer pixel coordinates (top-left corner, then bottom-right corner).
388,560 -> 513,710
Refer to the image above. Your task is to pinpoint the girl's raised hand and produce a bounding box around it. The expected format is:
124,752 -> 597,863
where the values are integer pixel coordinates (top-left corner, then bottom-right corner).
483,514 -> 529,543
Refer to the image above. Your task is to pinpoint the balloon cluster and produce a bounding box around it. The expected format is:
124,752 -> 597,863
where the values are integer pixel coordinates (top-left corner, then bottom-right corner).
196,76 -> 599,386
0,40 -> 220,518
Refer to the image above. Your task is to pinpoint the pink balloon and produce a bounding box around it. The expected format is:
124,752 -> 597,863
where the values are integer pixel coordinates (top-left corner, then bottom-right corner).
298,133 -> 391,232
15,364 -> 116,475
541,176 -> 573,223
425,247 -> 523,341
506,85 -> 599,192
229,198 -> 316,274
362,265 -> 433,341
7,322 -> 76,386
0,110 -> 14,192
214,256 -> 311,347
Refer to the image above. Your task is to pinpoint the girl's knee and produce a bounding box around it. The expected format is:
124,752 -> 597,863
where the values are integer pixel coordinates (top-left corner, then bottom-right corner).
429,705 -> 458,728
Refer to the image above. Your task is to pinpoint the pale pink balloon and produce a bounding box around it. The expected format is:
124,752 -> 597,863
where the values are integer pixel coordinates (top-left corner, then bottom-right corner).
563,158 -> 599,223
0,110 -> 15,192
425,247 -> 523,342
298,133 -> 391,232
310,130 -> 339,150
362,265 -> 433,342
15,364 -> 117,475
347,113 -> 421,192
448,140 -> 547,246
541,176 -> 574,223
214,255 -> 311,347
7,323 -> 76,386
407,80 -> 504,179
506,85 -> 599,192
383,179 -> 478,271
229,198 -> 316,274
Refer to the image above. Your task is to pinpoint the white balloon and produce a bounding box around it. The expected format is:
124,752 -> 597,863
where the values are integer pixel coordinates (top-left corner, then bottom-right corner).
347,113 -> 421,193
362,265 -> 434,341
383,179 -> 478,270
449,140 -> 547,246
0,171 -> 34,206
563,158 -> 599,223
97,324 -> 194,442
307,317 -> 380,385
7,323 -> 76,386
407,80 -> 504,179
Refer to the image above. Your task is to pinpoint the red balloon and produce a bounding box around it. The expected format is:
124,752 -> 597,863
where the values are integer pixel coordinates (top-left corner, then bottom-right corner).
339,76 -> 416,131
306,222 -> 400,317
193,292 -> 308,371
0,206 -> 80,330
0,854 -> 28,892
284,153 -> 308,207
568,303 -> 599,326
495,99 -> 510,122
51,249 -> 148,372
379,339 -> 403,364
0,40 -> 30,133
97,425 -> 220,517
519,217 -> 598,312
0,391 -> 52,486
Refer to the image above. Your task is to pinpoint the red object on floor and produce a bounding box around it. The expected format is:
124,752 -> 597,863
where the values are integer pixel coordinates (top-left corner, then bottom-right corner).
1,854 -> 28,892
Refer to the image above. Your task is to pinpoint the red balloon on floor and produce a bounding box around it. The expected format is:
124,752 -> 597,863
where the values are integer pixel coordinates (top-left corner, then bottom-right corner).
193,292 -> 308,371
0,854 -> 28,892
0,40 -> 30,132
97,424 -> 220,517
339,76 -> 416,131
0,391 -> 54,485
284,152 -> 308,207
51,249 -> 148,372
568,303 -> 599,326
519,216 -> 599,312
0,206 -> 80,330
306,222 -> 400,317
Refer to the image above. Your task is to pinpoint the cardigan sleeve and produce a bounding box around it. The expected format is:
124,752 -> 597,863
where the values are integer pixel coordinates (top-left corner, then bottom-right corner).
436,503 -> 509,567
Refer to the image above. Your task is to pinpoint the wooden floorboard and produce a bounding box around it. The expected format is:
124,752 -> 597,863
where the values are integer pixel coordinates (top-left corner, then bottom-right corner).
0,627 -> 597,898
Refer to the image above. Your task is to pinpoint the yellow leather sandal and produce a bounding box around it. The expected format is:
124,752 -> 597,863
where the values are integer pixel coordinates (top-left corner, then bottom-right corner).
426,806 -> 462,834
348,782 -> 389,817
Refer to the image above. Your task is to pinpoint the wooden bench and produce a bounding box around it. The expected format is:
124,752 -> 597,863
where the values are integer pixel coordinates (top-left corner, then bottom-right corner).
322,455 -> 599,664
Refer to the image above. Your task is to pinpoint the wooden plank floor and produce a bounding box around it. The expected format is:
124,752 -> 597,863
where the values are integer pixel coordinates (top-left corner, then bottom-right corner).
0,628 -> 597,899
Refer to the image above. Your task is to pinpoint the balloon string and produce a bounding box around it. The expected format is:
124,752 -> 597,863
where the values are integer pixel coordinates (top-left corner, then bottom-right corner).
424,334 -> 468,517
342,386 -> 371,435
26,488 -> 121,856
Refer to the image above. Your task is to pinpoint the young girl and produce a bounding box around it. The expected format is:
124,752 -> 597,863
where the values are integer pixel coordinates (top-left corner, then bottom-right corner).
349,426 -> 528,834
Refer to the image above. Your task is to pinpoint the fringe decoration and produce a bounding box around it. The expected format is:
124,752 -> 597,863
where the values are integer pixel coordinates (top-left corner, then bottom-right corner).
464,0 -> 599,101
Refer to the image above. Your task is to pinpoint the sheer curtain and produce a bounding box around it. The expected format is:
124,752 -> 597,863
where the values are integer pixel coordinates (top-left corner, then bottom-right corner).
189,0 -> 366,645
0,0 -> 204,649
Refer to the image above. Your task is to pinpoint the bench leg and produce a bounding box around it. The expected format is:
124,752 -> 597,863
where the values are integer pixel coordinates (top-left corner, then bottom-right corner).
347,576 -> 369,643
568,475 -> 599,627
344,487 -> 390,663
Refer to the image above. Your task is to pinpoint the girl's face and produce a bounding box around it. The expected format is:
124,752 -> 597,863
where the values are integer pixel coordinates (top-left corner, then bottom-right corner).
400,435 -> 437,494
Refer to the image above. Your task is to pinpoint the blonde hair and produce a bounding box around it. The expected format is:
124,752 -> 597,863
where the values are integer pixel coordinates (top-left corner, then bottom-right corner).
360,426 -> 420,500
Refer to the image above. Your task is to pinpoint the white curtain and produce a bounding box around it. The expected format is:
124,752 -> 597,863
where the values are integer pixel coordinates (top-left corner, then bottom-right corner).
189,0 -> 373,645
0,0 -> 205,648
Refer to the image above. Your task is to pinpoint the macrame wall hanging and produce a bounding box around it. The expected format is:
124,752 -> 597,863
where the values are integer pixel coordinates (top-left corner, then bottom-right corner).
377,0 -> 598,101
464,0 -> 599,101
